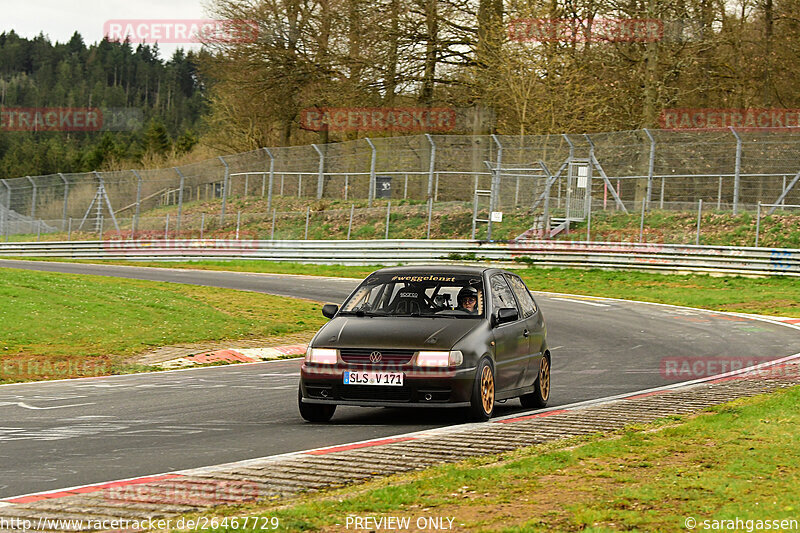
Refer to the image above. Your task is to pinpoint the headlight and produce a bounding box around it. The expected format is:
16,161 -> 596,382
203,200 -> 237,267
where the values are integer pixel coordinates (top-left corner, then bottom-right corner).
416,350 -> 463,368
305,347 -> 338,365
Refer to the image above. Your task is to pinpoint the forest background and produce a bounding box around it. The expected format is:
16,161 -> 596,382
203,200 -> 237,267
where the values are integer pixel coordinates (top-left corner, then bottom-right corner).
1,0 -> 794,179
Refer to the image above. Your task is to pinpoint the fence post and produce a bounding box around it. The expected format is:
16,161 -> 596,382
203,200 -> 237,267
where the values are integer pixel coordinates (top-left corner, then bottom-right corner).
131,170 -> 142,236
271,209 -> 276,240
643,128 -> 655,209
426,197 -> 433,239
730,127 -> 742,215
426,134 -> 437,205
347,204 -> 354,240
58,173 -> 69,230
25,176 -> 36,220
639,188 -> 646,243
385,201 -> 391,239
1,179 -> 10,241
586,207 -> 592,242
696,199 -> 703,245
755,202 -> 761,247
219,155 -> 229,224
304,206 -> 310,239
583,134 -> 595,225
540,160 -> 554,237
782,175 -> 787,206
264,147 -> 275,211
366,138 -> 376,207
67,217 -> 72,241
200,213 -> 205,239
488,134 -> 503,240
165,213 -> 170,240
174,167 -> 185,233
562,134 -> 575,213
312,143 -> 325,200
236,210 -> 241,239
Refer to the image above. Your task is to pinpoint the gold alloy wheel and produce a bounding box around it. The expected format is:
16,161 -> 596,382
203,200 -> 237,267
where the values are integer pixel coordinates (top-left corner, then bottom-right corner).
480,365 -> 495,414
539,357 -> 550,401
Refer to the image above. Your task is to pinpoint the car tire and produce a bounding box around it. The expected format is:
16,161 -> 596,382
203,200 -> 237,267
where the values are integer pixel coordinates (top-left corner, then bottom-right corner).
520,354 -> 550,409
298,387 -> 336,422
468,359 -> 495,421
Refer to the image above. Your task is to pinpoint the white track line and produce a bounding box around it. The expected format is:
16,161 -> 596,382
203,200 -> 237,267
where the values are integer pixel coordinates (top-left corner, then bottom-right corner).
2,281 -> 799,502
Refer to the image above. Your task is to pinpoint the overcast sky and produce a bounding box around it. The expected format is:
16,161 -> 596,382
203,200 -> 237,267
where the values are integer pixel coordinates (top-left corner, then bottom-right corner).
2,0 -> 209,59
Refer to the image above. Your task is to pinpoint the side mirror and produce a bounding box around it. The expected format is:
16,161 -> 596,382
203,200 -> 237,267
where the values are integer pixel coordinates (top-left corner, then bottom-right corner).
322,304 -> 339,319
493,307 -> 518,326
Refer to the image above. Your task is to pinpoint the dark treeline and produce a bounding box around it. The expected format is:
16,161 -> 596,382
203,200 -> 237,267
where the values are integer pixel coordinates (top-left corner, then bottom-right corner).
0,31 -> 207,179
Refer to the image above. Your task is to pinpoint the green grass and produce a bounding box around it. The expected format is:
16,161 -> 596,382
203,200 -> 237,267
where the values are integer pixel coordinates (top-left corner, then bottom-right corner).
517,268 -> 800,317
562,209 -> 800,248
0,267 -> 326,383
15,195 -> 800,247
21,260 -> 799,317
176,385 -> 800,532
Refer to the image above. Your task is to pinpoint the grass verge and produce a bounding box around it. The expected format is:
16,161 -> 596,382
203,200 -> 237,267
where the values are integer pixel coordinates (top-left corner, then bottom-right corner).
177,385 -> 800,532
12,194 -> 800,247
0,267 -> 326,383
16,260 -> 799,318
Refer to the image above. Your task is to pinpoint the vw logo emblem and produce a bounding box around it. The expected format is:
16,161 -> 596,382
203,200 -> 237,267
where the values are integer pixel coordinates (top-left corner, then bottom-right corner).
369,351 -> 383,363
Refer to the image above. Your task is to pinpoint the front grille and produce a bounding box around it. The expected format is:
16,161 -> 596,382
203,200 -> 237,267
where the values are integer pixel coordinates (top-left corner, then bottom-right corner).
337,384 -> 412,402
340,348 -> 415,365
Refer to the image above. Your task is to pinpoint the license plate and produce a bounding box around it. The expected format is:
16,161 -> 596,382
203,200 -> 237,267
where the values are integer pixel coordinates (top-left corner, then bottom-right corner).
343,371 -> 404,386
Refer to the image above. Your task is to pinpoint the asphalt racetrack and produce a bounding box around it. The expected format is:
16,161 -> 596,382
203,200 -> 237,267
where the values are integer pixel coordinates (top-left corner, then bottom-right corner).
2,259 -> 799,499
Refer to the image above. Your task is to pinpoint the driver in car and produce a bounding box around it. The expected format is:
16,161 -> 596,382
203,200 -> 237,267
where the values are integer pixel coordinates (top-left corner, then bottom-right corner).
456,286 -> 479,314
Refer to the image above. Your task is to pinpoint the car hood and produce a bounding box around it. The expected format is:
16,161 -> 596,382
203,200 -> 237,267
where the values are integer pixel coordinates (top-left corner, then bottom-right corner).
314,316 -> 480,350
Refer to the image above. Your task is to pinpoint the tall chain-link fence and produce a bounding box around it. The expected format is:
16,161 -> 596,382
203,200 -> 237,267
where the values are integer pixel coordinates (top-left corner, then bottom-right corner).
1,129 -> 799,243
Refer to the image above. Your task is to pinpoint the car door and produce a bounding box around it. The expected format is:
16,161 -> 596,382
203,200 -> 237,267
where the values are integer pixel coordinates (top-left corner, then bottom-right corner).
505,274 -> 545,387
489,273 -> 528,392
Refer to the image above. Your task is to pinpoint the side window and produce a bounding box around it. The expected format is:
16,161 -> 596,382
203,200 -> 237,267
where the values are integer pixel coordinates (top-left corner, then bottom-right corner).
490,274 -> 519,315
506,275 -> 536,318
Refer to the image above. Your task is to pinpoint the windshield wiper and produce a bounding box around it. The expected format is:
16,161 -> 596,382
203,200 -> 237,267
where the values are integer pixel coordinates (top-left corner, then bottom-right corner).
338,310 -> 383,317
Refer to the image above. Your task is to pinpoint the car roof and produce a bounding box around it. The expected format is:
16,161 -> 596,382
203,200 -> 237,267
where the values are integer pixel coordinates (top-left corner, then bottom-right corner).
368,265 -> 494,276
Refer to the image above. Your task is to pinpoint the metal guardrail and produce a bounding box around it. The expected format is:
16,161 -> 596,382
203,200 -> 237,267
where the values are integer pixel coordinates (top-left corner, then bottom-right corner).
0,239 -> 798,277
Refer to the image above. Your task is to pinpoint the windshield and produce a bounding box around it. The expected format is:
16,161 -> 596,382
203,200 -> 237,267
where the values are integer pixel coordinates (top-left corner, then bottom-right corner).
341,273 -> 485,318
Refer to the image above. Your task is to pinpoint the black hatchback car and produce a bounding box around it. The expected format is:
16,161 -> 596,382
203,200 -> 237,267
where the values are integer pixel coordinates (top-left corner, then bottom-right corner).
298,266 -> 550,422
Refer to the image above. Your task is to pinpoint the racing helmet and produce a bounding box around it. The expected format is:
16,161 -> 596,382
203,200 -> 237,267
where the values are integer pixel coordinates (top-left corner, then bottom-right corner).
457,286 -> 478,307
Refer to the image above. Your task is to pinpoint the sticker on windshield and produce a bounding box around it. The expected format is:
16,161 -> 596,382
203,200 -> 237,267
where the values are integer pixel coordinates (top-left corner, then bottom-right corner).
391,275 -> 456,283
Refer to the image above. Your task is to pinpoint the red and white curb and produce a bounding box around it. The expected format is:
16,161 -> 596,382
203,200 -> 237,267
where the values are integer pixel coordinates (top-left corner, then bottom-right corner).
156,344 -> 307,369
4,349 -> 799,509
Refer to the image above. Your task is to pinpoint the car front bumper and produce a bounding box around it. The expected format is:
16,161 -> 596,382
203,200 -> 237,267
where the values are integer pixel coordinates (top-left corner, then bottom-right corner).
300,364 -> 477,407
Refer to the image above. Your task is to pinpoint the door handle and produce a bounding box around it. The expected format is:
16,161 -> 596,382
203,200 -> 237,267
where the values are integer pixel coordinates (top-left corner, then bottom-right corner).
523,329 -> 530,337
